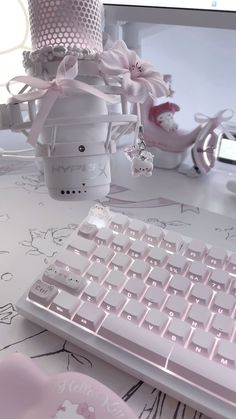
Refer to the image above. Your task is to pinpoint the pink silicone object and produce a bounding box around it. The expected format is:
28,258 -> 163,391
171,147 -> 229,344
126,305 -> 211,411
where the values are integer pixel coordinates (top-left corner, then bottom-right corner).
0,353 -> 137,419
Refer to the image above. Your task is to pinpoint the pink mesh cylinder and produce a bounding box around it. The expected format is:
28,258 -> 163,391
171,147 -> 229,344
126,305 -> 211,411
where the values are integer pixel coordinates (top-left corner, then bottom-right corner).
28,0 -> 103,52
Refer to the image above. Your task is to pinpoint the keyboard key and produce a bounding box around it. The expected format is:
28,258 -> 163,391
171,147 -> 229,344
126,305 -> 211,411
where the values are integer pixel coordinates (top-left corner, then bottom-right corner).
43,264 -> 61,281
226,252 -> 236,275
210,314 -> 234,339
44,265 -> 86,293
103,270 -> 126,290
205,247 -> 228,269
49,291 -> 80,318
208,269 -> 231,291
111,234 -> 130,252
110,214 -> 129,232
121,300 -> 147,323
142,309 -> 169,333
230,279 -> 236,297
127,260 -> 150,279
161,231 -> 183,253
168,345 -> 236,403
95,228 -> 114,245
56,250 -> 90,275
146,267 -> 170,288
92,245 -> 114,264
102,290 -> 127,313
126,219 -> 146,239
88,204 -> 112,225
166,254 -> 189,275
146,247 -> 168,267
185,303 -> 211,328
186,261 -> 209,283
211,292 -> 235,315
82,282 -> 107,304
143,225 -> 164,246
73,302 -> 106,332
142,287 -> 166,308
185,239 -> 207,261
28,280 -> 58,306
128,241 -> 149,259
68,236 -> 96,257
165,319 -> 191,344
167,275 -> 191,296
98,314 -> 174,367
85,262 -> 108,283
110,252 -> 132,271
164,295 -> 188,318
189,283 -> 213,305
214,340 -> 236,368
123,278 -> 146,299
78,222 -> 98,239
189,329 -> 215,356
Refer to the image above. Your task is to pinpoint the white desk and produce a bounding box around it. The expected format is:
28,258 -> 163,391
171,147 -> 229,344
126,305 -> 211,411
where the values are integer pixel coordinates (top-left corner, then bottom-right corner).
0,153 -> 235,419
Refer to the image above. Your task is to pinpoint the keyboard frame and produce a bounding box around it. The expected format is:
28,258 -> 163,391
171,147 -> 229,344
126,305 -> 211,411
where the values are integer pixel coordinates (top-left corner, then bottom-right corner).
17,291 -> 235,419
16,209 -> 236,419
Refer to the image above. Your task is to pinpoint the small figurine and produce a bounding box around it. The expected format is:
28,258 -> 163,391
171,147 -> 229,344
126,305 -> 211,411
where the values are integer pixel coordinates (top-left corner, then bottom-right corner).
131,151 -> 154,177
149,102 -> 180,132
88,203 -> 112,227
124,126 -> 154,177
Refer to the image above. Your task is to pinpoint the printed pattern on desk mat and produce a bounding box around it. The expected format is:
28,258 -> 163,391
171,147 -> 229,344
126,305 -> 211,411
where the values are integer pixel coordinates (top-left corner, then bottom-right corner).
1,171 -> 232,419
102,189 -> 236,252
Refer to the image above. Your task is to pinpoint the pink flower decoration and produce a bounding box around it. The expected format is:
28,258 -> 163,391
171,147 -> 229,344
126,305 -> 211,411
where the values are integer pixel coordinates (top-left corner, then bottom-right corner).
99,40 -> 169,103
77,402 -> 95,418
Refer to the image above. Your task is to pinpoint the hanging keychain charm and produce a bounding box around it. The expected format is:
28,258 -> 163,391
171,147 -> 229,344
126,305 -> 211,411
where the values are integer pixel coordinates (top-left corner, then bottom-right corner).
124,125 -> 154,177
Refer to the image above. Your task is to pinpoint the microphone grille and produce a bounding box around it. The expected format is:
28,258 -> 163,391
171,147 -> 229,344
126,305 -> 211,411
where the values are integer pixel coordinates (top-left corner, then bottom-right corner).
28,0 -> 103,53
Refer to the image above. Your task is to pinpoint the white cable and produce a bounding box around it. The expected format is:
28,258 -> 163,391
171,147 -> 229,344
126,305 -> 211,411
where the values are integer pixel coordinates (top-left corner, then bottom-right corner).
0,146 -> 34,161
0,154 -> 35,160
0,148 -> 34,155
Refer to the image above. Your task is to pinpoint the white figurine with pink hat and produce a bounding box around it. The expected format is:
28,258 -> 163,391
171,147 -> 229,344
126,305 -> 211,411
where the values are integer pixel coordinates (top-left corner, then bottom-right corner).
149,102 -> 180,132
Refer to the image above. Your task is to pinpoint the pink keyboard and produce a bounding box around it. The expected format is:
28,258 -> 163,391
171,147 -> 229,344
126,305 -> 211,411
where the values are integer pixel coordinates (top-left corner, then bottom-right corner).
17,205 -> 236,419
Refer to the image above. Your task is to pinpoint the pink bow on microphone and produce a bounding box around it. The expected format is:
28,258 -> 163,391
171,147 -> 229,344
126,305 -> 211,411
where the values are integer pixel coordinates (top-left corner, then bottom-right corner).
7,55 -> 118,147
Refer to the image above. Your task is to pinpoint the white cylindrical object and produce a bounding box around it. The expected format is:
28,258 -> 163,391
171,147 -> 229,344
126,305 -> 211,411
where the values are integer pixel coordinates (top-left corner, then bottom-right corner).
36,72 -> 110,200
25,0 -> 114,201
44,154 -> 111,200
28,0 -> 103,53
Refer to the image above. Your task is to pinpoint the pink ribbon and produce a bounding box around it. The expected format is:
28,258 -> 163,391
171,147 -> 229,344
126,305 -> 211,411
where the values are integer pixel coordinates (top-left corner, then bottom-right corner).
194,109 -> 235,140
7,55 -> 118,147
195,109 -> 234,125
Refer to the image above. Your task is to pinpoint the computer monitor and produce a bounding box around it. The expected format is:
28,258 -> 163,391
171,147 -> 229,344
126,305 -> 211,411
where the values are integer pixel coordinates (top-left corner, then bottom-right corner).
104,1 -> 236,29
104,0 -> 236,133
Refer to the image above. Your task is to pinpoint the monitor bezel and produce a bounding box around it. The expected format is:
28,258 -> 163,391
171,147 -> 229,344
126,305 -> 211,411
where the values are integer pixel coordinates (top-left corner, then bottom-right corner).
104,4 -> 236,30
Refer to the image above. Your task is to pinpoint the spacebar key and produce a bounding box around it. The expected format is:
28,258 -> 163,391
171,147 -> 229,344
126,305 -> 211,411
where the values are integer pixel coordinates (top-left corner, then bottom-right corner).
168,346 -> 236,403
98,314 -> 173,367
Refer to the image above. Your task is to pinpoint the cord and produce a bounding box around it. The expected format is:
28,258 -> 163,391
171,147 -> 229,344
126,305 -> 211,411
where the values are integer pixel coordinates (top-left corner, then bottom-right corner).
0,155 -> 35,160
0,148 -> 33,155
0,147 -> 35,160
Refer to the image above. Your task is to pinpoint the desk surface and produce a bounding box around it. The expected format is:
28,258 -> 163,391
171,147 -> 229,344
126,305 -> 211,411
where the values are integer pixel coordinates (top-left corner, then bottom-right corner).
0,155 -> 235,419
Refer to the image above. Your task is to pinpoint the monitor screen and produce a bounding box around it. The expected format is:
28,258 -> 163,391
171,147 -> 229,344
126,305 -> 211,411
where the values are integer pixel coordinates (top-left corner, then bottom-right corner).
104,1 -> 236,29
103,0 -> 236,132
104,0 -> 236,12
